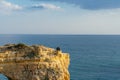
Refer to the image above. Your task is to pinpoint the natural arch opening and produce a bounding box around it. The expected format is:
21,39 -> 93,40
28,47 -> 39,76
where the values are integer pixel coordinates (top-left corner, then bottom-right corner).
0,74 -> 9,80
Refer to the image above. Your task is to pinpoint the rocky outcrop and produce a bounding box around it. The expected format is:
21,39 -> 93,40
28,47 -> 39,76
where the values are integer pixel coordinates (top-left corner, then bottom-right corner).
0,43 -> 70,80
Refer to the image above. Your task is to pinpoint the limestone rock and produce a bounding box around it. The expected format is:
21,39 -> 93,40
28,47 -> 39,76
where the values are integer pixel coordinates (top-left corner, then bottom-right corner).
0,43 -> 70,80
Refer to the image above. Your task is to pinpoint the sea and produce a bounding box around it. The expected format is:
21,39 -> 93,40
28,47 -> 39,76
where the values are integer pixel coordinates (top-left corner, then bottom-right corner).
0,35 -> 120,80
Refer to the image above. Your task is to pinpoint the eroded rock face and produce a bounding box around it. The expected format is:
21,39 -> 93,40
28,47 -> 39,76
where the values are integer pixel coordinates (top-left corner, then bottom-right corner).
0,44 -> 70,80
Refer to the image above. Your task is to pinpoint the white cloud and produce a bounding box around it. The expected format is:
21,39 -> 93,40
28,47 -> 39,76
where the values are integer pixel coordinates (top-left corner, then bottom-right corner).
33,3 -> 61,10
1,1 -> 22,10
0,1 -> 62,14
0,0 -> 22,14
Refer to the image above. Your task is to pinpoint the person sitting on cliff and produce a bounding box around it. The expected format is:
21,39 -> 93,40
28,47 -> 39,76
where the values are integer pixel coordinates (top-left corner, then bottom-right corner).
56,47 -> 61,51
55,47 -> 62,56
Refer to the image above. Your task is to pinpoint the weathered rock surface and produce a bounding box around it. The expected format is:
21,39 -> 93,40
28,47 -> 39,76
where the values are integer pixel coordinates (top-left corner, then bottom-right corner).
0,43 -> 70,80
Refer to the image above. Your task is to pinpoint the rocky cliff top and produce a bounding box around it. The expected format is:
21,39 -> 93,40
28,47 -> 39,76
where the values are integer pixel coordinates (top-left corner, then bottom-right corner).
0,43 -> 70,80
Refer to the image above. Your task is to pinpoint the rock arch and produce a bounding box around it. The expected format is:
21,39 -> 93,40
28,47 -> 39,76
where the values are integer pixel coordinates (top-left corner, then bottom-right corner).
0,44 -> 70,80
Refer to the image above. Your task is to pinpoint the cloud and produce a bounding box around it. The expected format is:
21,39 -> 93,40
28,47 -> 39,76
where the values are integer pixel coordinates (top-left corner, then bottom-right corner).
0,0 -> 22,14
31,3 -> 61,10
0,0 -> 62,14
33,0 -> 120,10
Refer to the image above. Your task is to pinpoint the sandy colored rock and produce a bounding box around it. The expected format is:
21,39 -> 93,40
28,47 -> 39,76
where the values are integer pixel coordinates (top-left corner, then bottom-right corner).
0,43 -> 70,80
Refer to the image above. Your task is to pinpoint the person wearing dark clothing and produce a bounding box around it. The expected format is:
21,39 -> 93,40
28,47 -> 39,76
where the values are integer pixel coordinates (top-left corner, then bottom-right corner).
56,47 -> 61,51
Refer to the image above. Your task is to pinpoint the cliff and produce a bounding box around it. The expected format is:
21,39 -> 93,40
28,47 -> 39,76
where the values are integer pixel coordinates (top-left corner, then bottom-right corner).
0,43 -> 70,80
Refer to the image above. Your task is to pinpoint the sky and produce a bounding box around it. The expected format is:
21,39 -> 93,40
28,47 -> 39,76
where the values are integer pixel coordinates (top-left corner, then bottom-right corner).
1,0 -> 120,34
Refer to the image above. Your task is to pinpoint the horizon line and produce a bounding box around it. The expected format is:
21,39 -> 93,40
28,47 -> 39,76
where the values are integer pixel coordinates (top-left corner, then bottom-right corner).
1,34 -> 120,36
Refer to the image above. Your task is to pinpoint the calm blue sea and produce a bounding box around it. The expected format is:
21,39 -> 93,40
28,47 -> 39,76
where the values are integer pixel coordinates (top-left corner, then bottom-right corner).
0,35 -> 120,80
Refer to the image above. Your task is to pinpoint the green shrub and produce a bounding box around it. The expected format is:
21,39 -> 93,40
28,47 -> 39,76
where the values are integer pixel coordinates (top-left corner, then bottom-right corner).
15,43 -> 27,49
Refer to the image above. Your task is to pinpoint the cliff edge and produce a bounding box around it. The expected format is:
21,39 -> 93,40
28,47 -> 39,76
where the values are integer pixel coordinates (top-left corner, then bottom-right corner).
0,43 -> 70,80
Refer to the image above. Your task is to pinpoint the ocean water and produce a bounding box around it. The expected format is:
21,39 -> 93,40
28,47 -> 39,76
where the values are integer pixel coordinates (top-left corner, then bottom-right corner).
0,35 -> 120,80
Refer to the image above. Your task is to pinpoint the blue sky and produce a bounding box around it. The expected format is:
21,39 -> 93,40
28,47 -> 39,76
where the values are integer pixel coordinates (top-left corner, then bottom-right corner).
1,0 -> 120,34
